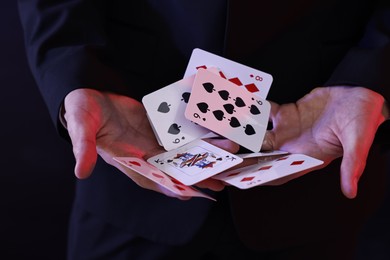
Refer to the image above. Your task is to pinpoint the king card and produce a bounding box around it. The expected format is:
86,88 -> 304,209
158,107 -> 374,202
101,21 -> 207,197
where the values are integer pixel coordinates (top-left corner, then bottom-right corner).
147,139 -> 243,186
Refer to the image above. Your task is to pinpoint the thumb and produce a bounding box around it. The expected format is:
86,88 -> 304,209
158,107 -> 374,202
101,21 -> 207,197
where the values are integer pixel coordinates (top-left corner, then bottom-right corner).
65,112 -> 98,179
340,150 -> 366,199
339,129 -> 374,199
72,134 -> 98,179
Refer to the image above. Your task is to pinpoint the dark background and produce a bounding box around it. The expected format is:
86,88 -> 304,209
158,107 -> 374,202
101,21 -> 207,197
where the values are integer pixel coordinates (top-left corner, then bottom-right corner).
0,1 -> 75,259
1,1 -> 389,259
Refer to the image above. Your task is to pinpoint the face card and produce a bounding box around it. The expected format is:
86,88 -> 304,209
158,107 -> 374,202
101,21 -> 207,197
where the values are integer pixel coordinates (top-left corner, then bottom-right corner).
213,153 -> 323,189
147,139 -> 243,186
142,75 -> 210,151
184,48 -> 273,99
185,68 -> 270,153
113,157 -> 216,200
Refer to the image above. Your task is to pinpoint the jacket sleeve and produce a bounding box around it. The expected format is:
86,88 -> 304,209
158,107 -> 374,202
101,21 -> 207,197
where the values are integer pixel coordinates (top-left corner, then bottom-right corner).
17,0 -> 127,138
325,2 -> 390,101
323,1 -> 390,148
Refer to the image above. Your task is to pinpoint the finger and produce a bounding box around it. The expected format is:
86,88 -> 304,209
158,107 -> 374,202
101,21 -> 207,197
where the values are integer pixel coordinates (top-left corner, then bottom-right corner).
261,130 -> 276,151
230,157 -> 258,169
336,88 -> 385,198
68,126 -> 98,179
261,100 -> 279,151
339,129 -> 374,199
268,100 -> 280,122
340,147 -> 367,199
65,109 -> 99,179
195,179 -> 225,191
203,138 -> 240,154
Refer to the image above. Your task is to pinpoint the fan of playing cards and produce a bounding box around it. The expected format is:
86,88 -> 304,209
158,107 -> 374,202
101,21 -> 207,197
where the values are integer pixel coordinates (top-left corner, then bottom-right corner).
113,49 -> 323,200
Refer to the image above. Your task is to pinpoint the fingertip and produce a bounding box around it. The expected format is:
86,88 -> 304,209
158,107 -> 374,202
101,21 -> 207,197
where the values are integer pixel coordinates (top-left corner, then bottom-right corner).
205,138 -> 240,153
340,154 -> 364,199
195,179 -> 225,191
341,176 -> 358,199
74,153 -> 97,179
210,184 -> 225,192
261,138 -> 273,151
74,164 -> 93,179
261,131 -> 275,151
343,189 -> 357,199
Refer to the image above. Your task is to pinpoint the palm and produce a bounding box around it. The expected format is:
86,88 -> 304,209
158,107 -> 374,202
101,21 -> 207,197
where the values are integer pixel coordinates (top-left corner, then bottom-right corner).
93,94 -> 163,160
63,89 -> 183,196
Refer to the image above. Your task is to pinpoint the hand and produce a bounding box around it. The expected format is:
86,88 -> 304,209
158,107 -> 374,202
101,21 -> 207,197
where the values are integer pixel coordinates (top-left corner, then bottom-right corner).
263,86 -> 387,199
63,88 -> 239,198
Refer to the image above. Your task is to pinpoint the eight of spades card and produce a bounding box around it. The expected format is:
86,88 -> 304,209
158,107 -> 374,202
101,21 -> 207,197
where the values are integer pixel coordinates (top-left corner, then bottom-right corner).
184,48 -> 273,99
147,139 -> 243,186
184,68 -> 270,153
120,49 -> 324,196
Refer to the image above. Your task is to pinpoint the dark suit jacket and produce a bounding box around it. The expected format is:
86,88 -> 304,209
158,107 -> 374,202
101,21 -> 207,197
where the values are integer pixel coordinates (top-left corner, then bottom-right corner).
18,0 -> 390,250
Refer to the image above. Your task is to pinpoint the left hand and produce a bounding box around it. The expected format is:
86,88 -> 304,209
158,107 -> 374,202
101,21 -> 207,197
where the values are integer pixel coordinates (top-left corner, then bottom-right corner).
63,89 -> 238,197
262,86 -> 387,199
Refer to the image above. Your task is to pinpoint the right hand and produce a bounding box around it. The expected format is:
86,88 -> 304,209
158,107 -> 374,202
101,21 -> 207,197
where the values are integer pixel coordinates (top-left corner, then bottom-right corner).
261,86 -> 387,198
63,88 -> 239,198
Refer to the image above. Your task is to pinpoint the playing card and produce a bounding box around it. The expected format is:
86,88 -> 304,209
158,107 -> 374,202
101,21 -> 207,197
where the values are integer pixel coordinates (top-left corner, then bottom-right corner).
147,139 -> 243,186
238,150 -> 289,159
142,75 -> 210,151
184,48 -> 273,99
185,68 -> 270,152
146,113 -> 163,146
213,154 -> 323,189
113,157 -> 216,200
